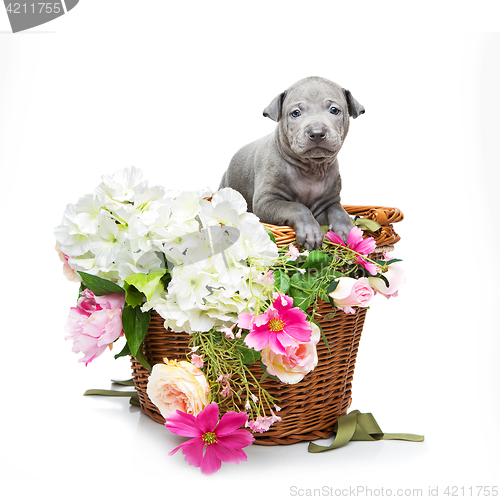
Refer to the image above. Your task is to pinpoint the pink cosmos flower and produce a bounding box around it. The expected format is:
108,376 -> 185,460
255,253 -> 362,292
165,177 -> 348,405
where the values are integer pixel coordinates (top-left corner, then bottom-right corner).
65,289 -> 125,365
325,226 -> 378,275
165,402 -> 254,475
237,294 -> 312,356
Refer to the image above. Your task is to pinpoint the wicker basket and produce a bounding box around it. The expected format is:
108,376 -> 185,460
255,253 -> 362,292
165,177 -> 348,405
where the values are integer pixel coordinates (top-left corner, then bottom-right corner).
131,205 -> 403,445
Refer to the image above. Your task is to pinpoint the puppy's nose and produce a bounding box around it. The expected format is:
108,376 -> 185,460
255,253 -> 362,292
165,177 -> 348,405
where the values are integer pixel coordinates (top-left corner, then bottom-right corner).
307,127 -> 327,144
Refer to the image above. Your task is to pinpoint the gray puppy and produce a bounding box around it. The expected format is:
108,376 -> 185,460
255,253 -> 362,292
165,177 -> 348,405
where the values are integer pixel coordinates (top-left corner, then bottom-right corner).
219,76 -> 365,250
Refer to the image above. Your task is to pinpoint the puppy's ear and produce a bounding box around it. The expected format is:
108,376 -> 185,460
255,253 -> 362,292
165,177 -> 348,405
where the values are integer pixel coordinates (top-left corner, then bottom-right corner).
343,89 -> 365,119
263,91 -> 287,122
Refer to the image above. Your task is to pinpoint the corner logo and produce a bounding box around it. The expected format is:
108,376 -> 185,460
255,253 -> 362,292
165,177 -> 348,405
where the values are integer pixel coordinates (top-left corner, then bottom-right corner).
3,1 -> 79,33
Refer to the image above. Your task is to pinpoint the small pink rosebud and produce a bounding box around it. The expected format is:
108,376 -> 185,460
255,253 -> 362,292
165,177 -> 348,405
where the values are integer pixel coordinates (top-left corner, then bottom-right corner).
190,353 -> 204,369
284,243 -> 300,261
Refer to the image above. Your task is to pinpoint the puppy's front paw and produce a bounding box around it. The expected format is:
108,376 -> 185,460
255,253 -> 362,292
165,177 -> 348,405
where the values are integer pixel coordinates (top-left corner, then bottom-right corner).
329,222 -> 353,243
295,220 -> 325,250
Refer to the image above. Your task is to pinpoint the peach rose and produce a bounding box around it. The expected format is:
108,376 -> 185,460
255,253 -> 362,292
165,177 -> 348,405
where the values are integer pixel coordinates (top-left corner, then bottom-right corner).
328,277 -> 374,314
55,242 -> 80,282
260,322 -> 321,384
147,358 -> 210,418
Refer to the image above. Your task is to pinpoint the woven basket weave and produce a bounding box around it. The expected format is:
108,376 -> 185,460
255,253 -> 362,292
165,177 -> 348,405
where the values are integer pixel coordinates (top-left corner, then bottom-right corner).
131,205 -> 402,445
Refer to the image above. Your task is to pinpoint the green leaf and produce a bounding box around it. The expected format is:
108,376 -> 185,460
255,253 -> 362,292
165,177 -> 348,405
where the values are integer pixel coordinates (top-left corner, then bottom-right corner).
273,269 -> 290,294
237,344 -> 261,364
122,305 -> 151,358
327,279 -> 339,295
374,273 -> 390,287
114,342 -> 131,360
302,250 -> 330,271
324,312 -> 336,320
326,279 -> 339,308
260,360 -> 278,381
354,218 -> 382,233
386,258 -> 403,266
289,272 -> 315,311
313,319 -> 330,352
77,271 -> 125,296
124,269 -> 166,302
264,227 -> 277,245
123,283 -> 145,308
134,345 -> 152,372
316,268 -> 343,301
320,225 -> 329,235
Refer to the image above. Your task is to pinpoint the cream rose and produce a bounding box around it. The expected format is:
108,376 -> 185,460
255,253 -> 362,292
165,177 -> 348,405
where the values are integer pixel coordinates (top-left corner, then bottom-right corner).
261,322 -> 321,384
146,358 -> 210,418
368,263 -> 406,298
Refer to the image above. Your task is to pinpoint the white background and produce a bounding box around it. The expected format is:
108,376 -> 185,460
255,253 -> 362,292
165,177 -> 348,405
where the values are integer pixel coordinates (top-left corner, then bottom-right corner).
1,1 -> 499,498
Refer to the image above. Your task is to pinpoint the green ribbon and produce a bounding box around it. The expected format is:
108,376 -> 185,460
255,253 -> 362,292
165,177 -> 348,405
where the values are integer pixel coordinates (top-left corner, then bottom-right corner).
82,387 -> 423,449
111,378 -> 135,386
83,388 -> 140,407
308,410 -> 424,453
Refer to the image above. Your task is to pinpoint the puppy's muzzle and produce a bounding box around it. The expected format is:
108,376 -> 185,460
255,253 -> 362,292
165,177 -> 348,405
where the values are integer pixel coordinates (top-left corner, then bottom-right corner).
305,124 -> 328,144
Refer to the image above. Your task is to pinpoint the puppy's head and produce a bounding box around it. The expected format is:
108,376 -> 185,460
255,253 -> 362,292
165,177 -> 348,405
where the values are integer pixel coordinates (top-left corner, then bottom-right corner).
263,77 -> 365,164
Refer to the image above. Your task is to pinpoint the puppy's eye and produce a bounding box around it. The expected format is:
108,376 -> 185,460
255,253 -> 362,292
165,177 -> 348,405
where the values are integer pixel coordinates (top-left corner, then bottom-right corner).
330,107 -> 340,115
291,110 -> 301,118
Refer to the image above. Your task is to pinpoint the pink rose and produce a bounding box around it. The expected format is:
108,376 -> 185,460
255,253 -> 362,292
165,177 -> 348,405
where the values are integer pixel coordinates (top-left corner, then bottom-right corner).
260,323 -> 321,384
65,289 -> 125,366
328,277 -> 374,314
368,263 -> 406,298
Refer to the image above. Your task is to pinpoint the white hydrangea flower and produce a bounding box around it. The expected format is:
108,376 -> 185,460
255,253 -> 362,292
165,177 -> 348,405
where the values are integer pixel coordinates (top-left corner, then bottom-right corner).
168,264 -> 214,307
96,165 -> 148,203
90,212 -> 126,268
199,188 -> 278,265
73,194 -> 102,235
55,167 -> 280,334
115,249 -> 164,283
54,204 -> 92,256
170,189 -> 210,221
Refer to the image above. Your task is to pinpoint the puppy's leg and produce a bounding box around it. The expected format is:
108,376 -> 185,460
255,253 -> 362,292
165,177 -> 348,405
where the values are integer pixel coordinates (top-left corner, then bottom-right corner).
326,203 -> 354,242
254,196 -> 324,250
219,171 -> 227,189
